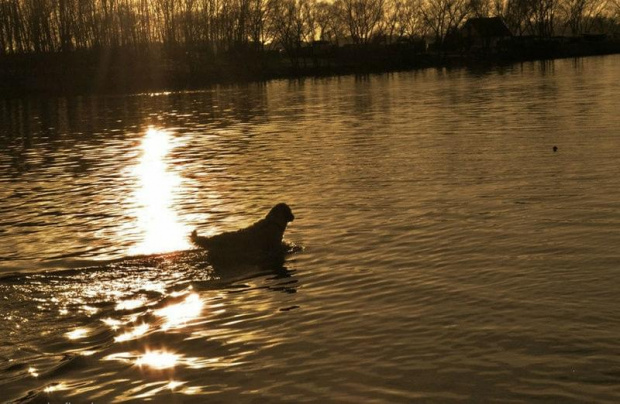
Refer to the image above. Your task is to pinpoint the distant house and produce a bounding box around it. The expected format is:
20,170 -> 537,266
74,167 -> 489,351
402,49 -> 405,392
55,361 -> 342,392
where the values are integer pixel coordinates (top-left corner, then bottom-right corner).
462,17 -> 512,52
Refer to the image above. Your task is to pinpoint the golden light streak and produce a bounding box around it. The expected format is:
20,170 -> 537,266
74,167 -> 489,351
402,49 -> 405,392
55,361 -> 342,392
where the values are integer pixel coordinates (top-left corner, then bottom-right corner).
128,127 -> 191,255
154,293 -> 203,331
103,352 -> 133,364
167,380 -> 185,390
115,298 -> 146,311
115,323 -> 150,342
102,318 -> 122,330
82,305 -> 99,314
66,328 -> 88,340
135,351 -> 179,369
44,382 -> 68,393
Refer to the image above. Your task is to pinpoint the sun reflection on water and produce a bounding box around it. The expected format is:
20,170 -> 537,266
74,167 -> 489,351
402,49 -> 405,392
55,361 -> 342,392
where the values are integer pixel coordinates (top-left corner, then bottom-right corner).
66,328 -> 88,340
167,380 -> 185,391
115,323 -> 150,342
43,382 -> 68,393
135,350 -> 179,369
102,318 -> 122,330
127,128 -> 191,255
115,298 -> 146,311
155,293 -> 203,331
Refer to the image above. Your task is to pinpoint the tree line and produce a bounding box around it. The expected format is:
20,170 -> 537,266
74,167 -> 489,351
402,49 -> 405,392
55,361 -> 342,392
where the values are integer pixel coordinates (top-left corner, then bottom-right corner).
0,0 -> 618,56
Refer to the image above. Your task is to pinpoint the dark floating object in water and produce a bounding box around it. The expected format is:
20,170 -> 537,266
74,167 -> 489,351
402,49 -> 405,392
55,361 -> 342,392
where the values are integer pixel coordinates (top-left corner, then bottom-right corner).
553,146 -> 558,152
190,203 -> 295,264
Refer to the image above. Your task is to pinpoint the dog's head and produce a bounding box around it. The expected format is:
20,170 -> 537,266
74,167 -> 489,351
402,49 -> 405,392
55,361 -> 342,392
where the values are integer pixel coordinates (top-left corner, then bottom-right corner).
266,203 -> 295,226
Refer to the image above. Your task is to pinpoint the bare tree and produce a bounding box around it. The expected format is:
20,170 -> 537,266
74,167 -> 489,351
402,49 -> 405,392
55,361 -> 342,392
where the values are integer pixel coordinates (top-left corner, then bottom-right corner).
398,0 -> 426,38
313,1 -> 344,42
248,0 -> 269,48
528,0 -> 559,36
0,0 -> 27,53
303,0 -> 319,41
560,0 -> 609,35
504,0 -> 534,35
469,0 -> 492,17
266,0 -> 312,65
421,0 -> 471,46
383,0 -> 404,41
337,0 -> 386,44
198,0 -> 219,51
612,0 -> 620,33
153,0 -> 178,46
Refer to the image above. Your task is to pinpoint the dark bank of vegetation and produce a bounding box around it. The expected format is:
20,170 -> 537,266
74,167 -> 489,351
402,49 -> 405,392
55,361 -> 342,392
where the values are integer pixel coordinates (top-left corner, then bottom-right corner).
1,0 -> 619,96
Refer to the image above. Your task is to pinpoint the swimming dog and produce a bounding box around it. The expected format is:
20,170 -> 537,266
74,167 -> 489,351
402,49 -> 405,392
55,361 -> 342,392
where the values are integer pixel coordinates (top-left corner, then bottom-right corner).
190,203 -> 295,262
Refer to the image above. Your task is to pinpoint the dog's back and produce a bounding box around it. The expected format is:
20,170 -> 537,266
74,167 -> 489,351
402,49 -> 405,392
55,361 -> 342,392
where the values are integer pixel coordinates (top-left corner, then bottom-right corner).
192,218 -> 280,252
190,203 -> 294,261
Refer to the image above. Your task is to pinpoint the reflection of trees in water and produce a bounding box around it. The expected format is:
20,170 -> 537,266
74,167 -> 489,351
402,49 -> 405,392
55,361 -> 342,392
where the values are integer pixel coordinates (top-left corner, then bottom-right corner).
0,86 -> 269,148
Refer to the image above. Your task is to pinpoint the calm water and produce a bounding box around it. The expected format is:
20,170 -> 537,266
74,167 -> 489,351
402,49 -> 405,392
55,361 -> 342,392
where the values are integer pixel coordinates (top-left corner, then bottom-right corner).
1,55 -> 619,403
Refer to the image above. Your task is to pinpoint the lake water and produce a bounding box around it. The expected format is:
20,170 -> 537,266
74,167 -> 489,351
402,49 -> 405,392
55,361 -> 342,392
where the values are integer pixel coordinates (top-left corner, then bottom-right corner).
1,55 -> 619,403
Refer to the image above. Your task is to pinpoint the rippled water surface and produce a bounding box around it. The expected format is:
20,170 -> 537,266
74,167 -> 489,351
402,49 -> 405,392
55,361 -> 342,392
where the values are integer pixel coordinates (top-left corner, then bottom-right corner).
1,55 -> 620,403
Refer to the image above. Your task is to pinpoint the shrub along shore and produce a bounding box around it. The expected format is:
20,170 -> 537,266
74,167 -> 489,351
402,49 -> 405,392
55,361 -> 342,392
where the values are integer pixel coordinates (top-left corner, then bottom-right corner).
1,38 -> 619,97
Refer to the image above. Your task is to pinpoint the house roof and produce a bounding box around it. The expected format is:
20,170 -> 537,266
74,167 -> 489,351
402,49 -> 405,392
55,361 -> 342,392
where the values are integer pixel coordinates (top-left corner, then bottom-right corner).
463,17 -> 512,37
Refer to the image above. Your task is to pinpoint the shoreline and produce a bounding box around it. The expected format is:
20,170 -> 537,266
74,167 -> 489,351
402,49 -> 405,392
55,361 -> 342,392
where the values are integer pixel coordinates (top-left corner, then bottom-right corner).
1,40 -> 619,98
